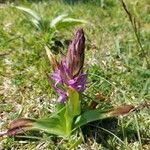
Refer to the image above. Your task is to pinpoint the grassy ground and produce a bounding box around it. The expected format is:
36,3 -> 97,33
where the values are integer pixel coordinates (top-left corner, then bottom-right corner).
0,0 -> 150,149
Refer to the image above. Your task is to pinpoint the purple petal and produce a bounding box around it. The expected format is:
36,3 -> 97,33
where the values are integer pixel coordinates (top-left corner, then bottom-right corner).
58,93 -> 68,103
51,69 -> 62,84
68,73 -> 87,92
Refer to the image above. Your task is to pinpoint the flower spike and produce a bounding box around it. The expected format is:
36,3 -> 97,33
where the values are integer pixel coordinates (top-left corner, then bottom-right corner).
51,28 -> 87,102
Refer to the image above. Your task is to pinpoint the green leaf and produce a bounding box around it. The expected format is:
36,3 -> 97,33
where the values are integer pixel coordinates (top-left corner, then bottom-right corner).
33,117 -> 66,137
30,18 -> 41,29
2,107 -> 69,138
50,14 -> 68,28
32,107 -> 68,137
14,6 -> 42,30
64,87 -> 81,136
73,109 -> 111,130
67,87 -> 81,116
50,14 -> 87,29
59,18 -> 87,29
2,104 -> 135,138
14,6 -> 41,21
73,104 -> 136,130
33,93 -> 81,138
3,90 -> 80,138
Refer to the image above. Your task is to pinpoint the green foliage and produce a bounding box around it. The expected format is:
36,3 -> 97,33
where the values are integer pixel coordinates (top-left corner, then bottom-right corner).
28,87 -> 81,138
14,6 -> 87,32
33,108 -> 67,137
13,5 -> 87,54
73,109 -> 111,130
67,87 -> 81,117
50,15 -> 87,29
4,88 -> 136,141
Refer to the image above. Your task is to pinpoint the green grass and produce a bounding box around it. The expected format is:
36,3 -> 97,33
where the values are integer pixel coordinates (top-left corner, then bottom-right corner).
0,0 -> 150,149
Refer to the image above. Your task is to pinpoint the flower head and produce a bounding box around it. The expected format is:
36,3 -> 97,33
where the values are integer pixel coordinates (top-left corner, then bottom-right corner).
66,28 -> 85,77
51,28 -> 87,103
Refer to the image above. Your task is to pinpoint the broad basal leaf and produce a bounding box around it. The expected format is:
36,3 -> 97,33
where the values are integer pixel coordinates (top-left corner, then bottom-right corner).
32,107 -> 69,137
73,109 -> 111,130
2,107 -> 69,138
73,104 -> 136,130
0,118 -> 35,136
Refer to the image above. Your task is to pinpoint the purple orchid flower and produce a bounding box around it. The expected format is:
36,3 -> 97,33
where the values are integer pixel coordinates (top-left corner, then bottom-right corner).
51,28 -> 87,103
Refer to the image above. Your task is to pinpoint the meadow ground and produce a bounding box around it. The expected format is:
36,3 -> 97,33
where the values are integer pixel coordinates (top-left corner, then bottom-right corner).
0,0 -> 150,149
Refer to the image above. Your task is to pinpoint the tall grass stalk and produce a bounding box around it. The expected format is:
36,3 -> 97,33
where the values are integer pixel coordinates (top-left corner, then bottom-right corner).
120,118 -> 130,150
121,0 -> 150,68
134,114 -> 142,150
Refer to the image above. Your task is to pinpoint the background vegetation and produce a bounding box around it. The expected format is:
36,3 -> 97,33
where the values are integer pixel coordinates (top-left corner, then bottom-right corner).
0,0 -> 150,149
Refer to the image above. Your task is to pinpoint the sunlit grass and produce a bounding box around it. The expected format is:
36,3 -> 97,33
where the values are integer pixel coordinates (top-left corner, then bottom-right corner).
0,0 -> 150,149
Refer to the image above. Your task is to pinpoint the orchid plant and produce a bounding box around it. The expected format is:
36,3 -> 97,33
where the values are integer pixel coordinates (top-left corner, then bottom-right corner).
1,28 -> 138,142
13,6 -> 87,54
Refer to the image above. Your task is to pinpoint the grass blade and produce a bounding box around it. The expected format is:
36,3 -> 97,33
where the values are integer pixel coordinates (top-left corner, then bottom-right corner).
15,6 -> 41,21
